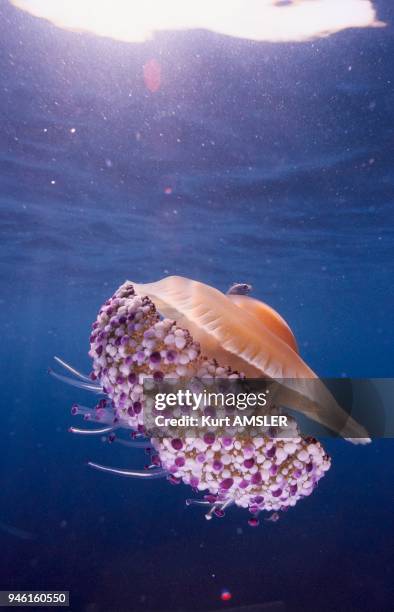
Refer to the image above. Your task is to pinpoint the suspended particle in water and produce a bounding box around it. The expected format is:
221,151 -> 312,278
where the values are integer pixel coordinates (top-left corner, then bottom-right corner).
265,512 -> 280,523
220,589 -> 232,602
143,59 -> 161,92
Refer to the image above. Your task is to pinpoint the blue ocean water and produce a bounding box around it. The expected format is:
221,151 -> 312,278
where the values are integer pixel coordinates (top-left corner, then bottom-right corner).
1,1 -> 393,610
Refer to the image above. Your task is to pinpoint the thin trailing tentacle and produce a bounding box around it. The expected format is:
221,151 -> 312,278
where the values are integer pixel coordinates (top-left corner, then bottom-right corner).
185,495 -> 235,517
54,356 -> 92,381
186,499 -> 211,507
205,503 -> 222,520
71,404 -> 116,426
69,426 -> 114,435
72,404 -> 91,414
48,369 -> 103,392
220,498 -> 235,511
88,462 -> 167,478
204,497 -> 235,520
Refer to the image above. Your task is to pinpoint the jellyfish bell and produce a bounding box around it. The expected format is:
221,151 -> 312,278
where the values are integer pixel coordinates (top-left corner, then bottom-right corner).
226,292 -> 298,353
129,276 -> 370,441
51,276 -> 369,525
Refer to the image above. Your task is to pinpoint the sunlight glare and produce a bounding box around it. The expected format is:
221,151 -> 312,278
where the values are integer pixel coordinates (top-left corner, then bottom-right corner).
11,0 -> 384,43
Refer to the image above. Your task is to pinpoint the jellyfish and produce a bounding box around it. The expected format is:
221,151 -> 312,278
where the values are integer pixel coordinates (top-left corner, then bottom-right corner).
51,277 -> 369,524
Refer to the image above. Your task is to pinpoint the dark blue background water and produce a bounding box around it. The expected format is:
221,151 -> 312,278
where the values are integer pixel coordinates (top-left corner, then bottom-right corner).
1,1 -> 393,610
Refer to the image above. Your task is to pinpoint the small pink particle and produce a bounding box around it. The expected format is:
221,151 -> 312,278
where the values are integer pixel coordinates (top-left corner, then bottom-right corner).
220,590 -> 232,602
164,186 -> 172,195
143,59 -> 161,92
